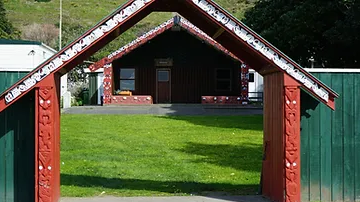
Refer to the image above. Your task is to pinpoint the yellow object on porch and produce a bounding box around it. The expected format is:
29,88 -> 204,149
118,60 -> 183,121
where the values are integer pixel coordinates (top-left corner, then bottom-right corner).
118,90 -> 132,96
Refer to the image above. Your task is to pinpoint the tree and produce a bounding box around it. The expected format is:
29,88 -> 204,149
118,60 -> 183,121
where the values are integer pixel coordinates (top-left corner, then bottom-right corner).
323,0 -> 360,66
21,23 -> 59,48
243,0 -> 359,67
0,0 -> 19,39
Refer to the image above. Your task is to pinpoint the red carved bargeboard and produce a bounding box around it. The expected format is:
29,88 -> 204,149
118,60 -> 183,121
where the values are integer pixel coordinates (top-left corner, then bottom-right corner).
284,86 -> 300,202
38,87 -> 54,202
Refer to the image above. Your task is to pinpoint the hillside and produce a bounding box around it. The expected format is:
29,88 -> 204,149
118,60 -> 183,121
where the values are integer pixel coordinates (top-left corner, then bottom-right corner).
3,0 -> 255,61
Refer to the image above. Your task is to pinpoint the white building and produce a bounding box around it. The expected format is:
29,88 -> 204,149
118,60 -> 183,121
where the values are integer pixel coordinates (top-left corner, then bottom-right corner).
0,39 -> 71,107
248,69 -> 264,101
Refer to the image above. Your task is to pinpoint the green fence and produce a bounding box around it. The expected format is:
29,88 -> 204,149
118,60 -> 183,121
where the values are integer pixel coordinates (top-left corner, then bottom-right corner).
301,72 -> 360,202
0,71 -> 35,202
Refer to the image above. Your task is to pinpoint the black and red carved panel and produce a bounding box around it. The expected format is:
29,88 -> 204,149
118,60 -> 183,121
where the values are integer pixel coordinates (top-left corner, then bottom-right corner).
201,96 -> 245,104
38,87 -> 54,202
284,86 -> 300,202
110,95 -> 153,104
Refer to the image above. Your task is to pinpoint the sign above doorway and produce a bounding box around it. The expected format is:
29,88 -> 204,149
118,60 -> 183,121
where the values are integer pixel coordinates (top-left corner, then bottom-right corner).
154,58 -> 173,67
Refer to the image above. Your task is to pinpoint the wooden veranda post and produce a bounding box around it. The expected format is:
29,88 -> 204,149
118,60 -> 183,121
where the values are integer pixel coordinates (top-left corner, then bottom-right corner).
284,74 -> 301,202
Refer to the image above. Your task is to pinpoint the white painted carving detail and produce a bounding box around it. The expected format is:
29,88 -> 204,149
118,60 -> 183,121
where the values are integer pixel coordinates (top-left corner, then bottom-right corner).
179,18 -> 239,60
180,18 -> 219,45
108,19 -> 174,60
191,0 -> 329,102
107,17 -> 238,62
5,0 -> 153,104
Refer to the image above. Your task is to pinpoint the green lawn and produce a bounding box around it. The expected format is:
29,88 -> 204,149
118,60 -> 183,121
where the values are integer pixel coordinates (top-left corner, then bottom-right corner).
60,114 -> 263,197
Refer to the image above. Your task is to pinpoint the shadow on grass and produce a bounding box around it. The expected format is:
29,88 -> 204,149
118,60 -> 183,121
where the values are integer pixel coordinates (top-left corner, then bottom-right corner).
156,115 -> 263,131
177,142 -> 263,173
61,173 -> 259,195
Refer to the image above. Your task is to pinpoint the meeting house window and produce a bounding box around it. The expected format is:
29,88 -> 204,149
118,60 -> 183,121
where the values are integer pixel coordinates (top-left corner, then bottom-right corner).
249,73 -> 254,82
120,68 -> 135,91
215,69 -> 231,91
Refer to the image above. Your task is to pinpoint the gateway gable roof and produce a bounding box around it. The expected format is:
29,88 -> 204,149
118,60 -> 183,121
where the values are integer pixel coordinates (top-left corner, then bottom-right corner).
0,0 -> 338,112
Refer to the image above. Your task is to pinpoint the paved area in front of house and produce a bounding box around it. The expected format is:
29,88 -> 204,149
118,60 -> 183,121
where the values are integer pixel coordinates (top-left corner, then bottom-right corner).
61,104 -> 263,116
60,195 -> 270,202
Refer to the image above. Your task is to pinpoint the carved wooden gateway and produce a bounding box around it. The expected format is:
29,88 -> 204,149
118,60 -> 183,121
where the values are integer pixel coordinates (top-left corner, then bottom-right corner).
0,0 -> 339,202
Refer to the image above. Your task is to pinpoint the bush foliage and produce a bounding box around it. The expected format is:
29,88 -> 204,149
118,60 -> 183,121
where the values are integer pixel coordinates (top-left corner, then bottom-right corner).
243,0 -> 359,67
0,0 -> 19,39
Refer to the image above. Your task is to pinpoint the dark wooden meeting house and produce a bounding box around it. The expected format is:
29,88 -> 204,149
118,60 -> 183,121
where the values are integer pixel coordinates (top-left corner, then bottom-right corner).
89,15 -> 250,105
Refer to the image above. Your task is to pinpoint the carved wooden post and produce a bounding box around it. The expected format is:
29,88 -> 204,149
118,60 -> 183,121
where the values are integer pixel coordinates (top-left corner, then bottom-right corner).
37,86 -> 55,202
284,75 -> 301,202
240,63 -> 249,103
103,64 -> 113,104
35,74 -> 61,202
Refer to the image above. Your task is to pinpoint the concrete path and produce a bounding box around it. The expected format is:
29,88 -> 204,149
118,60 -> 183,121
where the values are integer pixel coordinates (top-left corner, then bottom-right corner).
60,195 -> 270,202
62,104 -> 263,116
